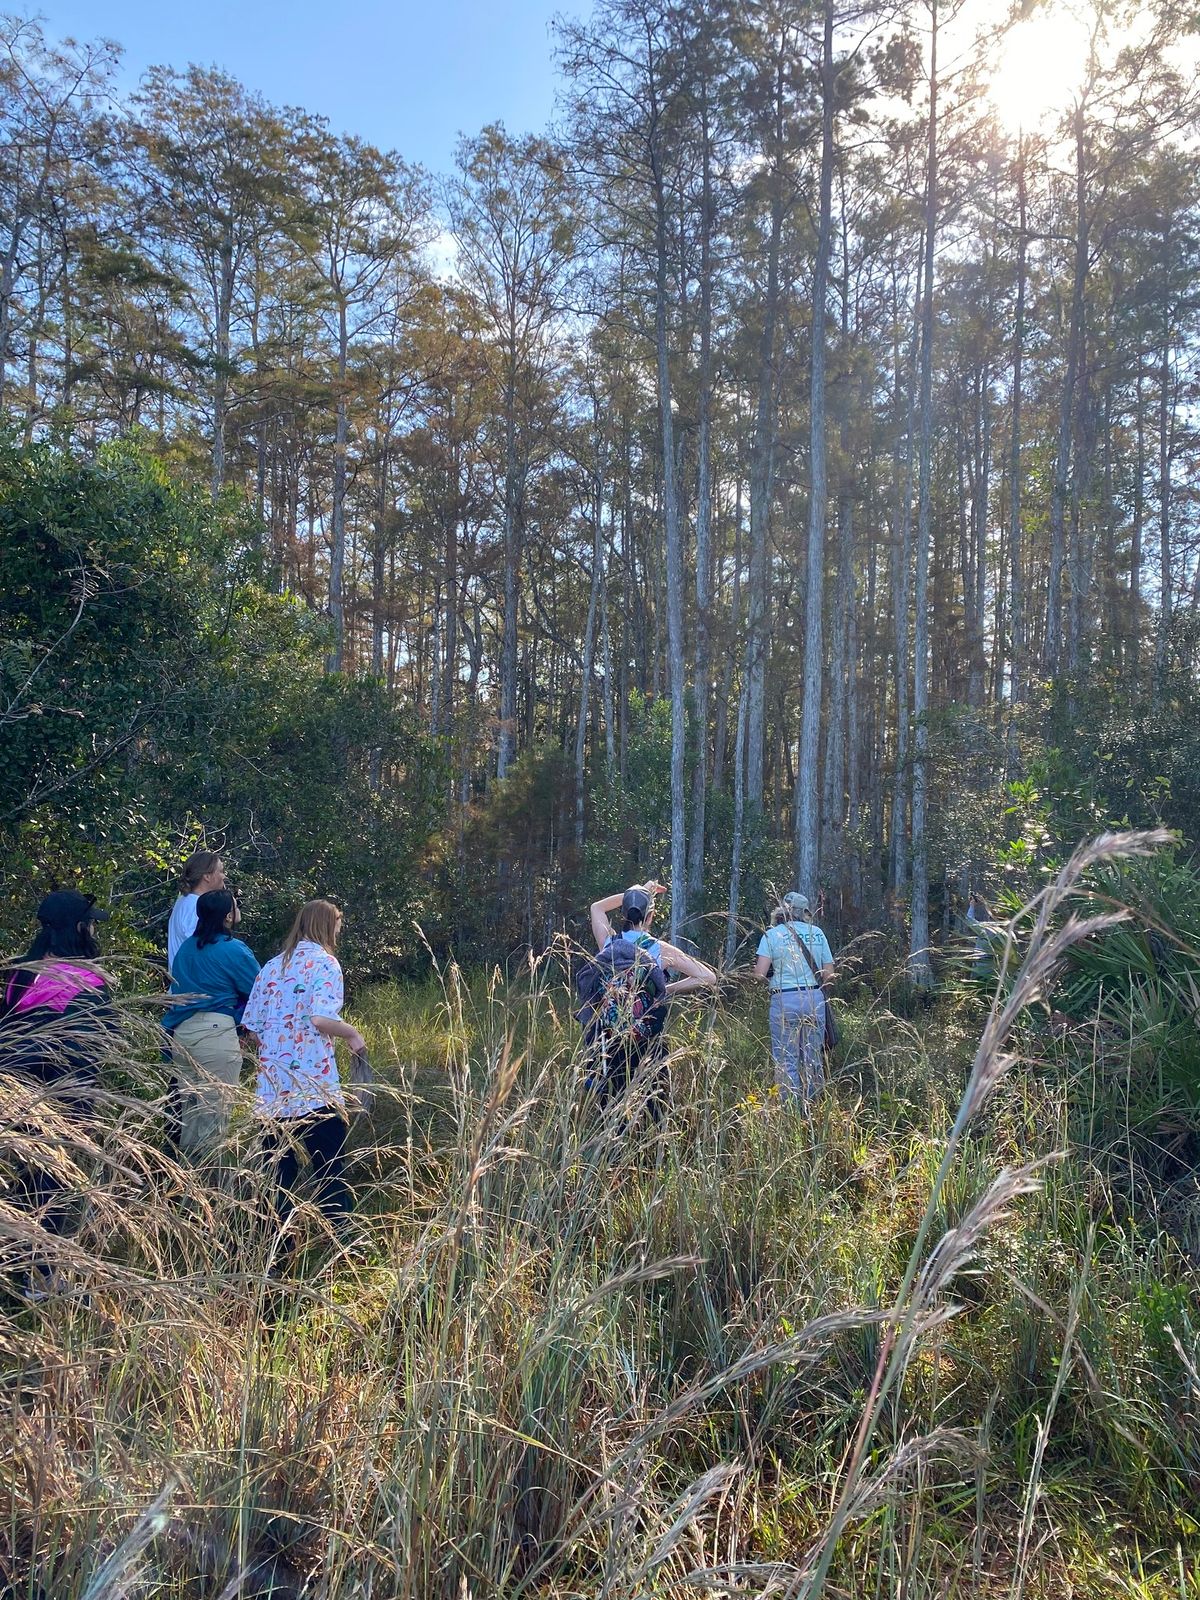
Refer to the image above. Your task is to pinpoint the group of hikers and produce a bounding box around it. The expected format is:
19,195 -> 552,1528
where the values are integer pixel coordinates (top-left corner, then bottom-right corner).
1,850 -> 840,1294
2,856 -> 370,1290
163,852 -> 363,1229
577,880 -> 836,1113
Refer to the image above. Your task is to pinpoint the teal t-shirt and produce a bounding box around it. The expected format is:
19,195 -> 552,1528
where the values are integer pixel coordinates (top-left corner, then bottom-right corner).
756,921 -> 833,990
165,933 -> 261,1030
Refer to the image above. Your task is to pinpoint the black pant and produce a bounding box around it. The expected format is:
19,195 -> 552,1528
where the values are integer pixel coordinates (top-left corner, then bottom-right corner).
263,1111 -> 352,1230
16,1161 -> 73,1237
13,1081 -> 93,1240
588,1029 -> 669,1127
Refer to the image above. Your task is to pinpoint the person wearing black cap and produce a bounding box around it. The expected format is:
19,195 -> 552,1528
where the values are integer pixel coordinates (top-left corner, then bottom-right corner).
589,881 -> 717,996
2,890 -> 112,1030
0,890 -> 116,1294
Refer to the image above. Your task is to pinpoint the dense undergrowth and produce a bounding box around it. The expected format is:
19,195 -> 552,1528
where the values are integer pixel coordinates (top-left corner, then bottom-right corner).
3,842 -> 1200,1597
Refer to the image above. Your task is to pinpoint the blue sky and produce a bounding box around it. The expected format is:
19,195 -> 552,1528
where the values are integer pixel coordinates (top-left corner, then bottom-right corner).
48,0 -> 587,173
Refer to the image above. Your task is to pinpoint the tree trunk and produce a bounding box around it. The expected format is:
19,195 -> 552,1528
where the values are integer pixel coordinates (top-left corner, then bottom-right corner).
618,454 -> 631,784
497,377 -> 520,778
889,255 -> 919,913
328,299 -> 350,672
1067,353 -> 1095,675
725,674 -> 750,968
822,474 -> 852,883
1008,139 -> 1028,716
714,458 -> 744,794
909,0 -> 938,986
429,582 -> 443,733
574,441 -> 606,850
1131,364 -> 1144,672
688,75 -> 716,906
966,364 -> 990,708
0,236 -> 18,412
745,43 -> 786,814
371,492 -> 387,680
1099,378 -> 1118,664
651,141 -> 688,941
794,0 -> 836,891
1155,247 -> 1174,685
846,573 -> 862,918
441,456 -> 460,735
599,559 -> 615,774
1045,105 -> 1088,675
211,223 -> 234,501
822,183 -> 854,884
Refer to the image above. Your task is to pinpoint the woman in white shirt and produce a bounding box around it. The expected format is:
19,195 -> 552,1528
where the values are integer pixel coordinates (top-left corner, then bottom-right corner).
753,892 -> 835,1103
167,850 -> 226,974
241,899 -> 366,1240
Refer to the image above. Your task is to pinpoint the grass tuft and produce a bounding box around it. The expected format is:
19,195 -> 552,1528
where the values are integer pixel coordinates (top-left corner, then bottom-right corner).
2,833 -> 1199,1596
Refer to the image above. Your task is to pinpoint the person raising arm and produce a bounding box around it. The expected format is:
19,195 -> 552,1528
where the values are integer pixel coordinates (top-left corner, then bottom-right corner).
589,881 -> 718,995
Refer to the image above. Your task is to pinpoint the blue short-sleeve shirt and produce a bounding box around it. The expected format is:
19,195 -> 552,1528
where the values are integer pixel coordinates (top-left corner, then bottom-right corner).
165,933 -> 261,1030
756,921 -> 834,990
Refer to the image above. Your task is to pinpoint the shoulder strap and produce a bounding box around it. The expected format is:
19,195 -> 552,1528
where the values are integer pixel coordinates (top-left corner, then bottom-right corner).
1,967 -> 32,1015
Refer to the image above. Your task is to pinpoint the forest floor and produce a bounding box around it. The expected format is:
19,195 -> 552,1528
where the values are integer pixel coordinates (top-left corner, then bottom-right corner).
4,962 -> 1200,1598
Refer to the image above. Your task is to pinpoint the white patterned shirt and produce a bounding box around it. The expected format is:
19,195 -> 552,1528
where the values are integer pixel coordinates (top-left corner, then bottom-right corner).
241,940 -> 346,1118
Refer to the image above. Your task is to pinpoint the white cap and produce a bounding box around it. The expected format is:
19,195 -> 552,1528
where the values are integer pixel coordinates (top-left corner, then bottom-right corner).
784,891 -> 810,914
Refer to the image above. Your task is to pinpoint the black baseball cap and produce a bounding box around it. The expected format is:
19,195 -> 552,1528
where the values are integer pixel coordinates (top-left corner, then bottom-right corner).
622,887 -> 651,917
37,890 -> 110,930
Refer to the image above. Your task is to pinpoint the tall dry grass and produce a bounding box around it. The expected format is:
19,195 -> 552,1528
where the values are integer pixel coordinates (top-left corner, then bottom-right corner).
2,832 -> 1198,1598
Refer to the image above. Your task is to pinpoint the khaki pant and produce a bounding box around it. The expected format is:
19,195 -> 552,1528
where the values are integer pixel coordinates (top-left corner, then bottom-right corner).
171,1012 -> 243,1158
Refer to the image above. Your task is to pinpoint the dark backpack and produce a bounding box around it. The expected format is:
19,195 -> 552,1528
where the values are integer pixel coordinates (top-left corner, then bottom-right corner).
576,938 -> 667,1067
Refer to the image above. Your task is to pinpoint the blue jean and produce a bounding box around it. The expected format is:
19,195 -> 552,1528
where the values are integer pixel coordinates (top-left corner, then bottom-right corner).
768,988 -> 826,1103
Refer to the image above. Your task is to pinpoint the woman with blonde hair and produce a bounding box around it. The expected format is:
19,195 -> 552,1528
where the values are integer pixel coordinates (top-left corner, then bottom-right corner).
241,900 -> 366,1241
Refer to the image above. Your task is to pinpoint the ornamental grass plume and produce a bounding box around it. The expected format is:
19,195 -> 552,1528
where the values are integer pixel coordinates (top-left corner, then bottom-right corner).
1,831 -> 1187,1598
799,828 -> 1174,1600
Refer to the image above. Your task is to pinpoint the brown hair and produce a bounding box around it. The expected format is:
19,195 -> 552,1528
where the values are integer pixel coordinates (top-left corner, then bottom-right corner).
281,899 -> 342,965
182,849 -> 222,890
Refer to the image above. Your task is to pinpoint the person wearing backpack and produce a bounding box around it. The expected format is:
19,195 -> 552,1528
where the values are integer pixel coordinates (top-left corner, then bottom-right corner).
589,882 -> 716,995
580,883 -> 717,1117
753,891 -> 835,1104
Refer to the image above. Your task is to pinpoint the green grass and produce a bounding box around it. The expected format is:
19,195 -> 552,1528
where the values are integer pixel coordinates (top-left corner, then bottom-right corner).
3,885 -> 1200,1596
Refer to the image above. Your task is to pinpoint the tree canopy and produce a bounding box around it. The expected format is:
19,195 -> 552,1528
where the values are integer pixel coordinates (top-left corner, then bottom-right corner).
2,1 -> 1199,970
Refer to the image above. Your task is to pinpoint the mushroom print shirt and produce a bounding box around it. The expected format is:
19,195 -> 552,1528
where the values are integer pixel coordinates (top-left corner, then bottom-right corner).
241,940 -> 346,1119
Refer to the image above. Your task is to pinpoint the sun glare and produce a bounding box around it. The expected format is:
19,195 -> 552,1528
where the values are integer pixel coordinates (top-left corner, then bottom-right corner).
988,5 -> 1092,135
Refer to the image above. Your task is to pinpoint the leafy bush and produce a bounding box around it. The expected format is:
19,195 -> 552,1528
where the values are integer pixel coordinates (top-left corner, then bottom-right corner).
0,436 -> 440,978
1058,852 -> 1200,1032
